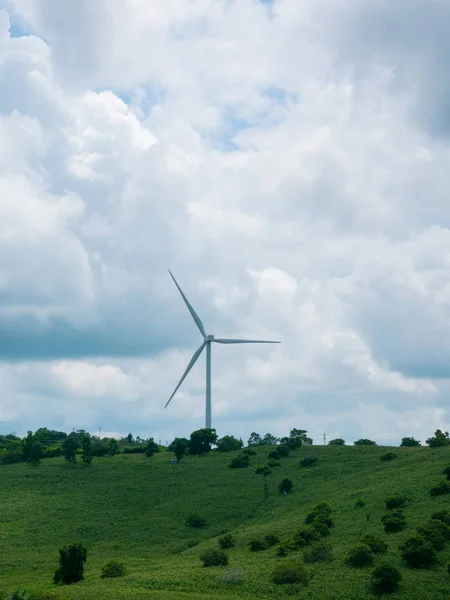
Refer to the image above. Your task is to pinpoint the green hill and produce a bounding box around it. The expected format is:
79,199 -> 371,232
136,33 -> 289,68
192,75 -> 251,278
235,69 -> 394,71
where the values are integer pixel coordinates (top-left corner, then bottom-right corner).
2,444 -> 450,599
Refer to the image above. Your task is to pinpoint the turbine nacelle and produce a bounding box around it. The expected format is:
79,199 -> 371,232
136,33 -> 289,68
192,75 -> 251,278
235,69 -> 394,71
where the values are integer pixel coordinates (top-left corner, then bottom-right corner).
205,334 -> 215,342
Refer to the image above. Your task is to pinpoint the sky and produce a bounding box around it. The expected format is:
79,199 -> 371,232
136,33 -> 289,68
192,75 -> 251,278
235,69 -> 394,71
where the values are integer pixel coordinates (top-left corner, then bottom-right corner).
0,0 -> 449,445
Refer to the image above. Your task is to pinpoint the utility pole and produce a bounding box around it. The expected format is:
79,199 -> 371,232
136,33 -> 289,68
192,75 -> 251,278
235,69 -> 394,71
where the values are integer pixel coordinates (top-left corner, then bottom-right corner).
323,432 -> 326,446
98,426 -> 102,438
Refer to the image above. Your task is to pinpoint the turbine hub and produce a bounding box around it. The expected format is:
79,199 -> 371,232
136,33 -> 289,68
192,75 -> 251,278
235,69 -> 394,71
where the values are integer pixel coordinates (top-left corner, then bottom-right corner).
206,334 -> 215,341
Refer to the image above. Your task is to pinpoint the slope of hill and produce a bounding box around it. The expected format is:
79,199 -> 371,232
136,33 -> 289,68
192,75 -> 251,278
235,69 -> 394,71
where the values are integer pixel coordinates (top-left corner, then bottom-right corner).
1,444 -> 450,599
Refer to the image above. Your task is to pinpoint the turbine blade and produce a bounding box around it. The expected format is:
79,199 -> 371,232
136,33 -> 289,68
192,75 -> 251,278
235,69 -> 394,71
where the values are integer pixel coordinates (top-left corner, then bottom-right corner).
169,270 -> 206,338
213,338 -> 281,344
165,342 -> 206,408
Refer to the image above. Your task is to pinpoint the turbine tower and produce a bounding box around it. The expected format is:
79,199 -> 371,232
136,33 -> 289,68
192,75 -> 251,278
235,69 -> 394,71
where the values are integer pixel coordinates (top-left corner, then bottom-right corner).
165,271 -> 280,429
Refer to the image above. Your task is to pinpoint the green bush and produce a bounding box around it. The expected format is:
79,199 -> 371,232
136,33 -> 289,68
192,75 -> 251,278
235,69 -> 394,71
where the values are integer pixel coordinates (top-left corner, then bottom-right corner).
267,460 -> 280,468
400,437 -> 420,447
276,539 -> 297,557
305,502 -> 333,526
277,445 -> 290,457
255,465 -> 271,475
248,539 -> 266,552
385,494 -> 407,510
311,517 -> 331,537
293,527 -> 320,547
371,564 -> 402,595
218,534 -> 234,550
271,561 -> 308,585
381,452 -> 396,461
4,590 -> 28,600
299,457 -> 318,468
345,544 -> 374,568
303,543 -> 333,563
185,514 -> 206,528
279,478 -> 293,495
100,560 -> 127,579
431,510 -> 450,527
242,448 -> 256,456
53,543 -> 87,585
382,512 -> 406,533
354,498 -> 365,508
264,534 -> 280,548
359,534 -> 388,554
399,536 -> 437,568
229,454 -> 250,469
429,481 -> 450,497
417,519 -> 450,551
200,549 -> 228,567
268,450 -> 280,460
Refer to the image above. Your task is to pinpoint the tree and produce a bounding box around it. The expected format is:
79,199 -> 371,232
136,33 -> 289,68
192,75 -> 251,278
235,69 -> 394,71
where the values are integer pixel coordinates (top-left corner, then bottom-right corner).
354,438 -> 377,446
169,437 -> 189,461
145,437 -> 159,457
62,433 -> 79,464
262,433 -> 279,445
426,430 -> 450,448
217,435 -> 243,452
126,433 -> 134,444
189,428 -> 218,455
247,432 -> 263,446
400,437 -> 420,447
280,428 -> 311,449
108,438 -> 119,455
81,435 -> 93,466
328,438 -> 345,445
22,431 -> 42,466
53,543 -> 87,585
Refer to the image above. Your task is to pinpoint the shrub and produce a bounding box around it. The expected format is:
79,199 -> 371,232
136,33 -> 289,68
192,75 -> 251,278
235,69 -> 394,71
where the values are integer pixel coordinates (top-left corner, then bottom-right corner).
100,561 -> 127,579
354,438 -> 377,445
431,510 -> 450,527
267,460 -> 280,468
242,448 -> 256,456
276,539 -> 297,557
442,466 -> 450,480
399,536 -> 437,568
345,544 -> 374,568
311,517 -> 331,537
429,481 -> 450,497
305,502 -> 333,525
293,527 -> 319,547
385,494 -> 407,510
277,445 -> 290,457
328,438 -> 345,445
272,561 -> 308,585
248,539 -> 266,552
5,590 -> 28,600
371,564 -> 402,595
400,437 -> 420,447
123,446 -> 145,454
299,457 -> 318,468
268,450 -> 280,460
218,534 -> 234,550
264,534 -> 280,548
229,454 -> 250,469
216,435 -> 243,452
53,543 -> 87,585
279,478 -> 293,495
185,514 -> 206,529
354,498 -> 365,508
200,549 -> 228,567
381,452 -> 396,461
217,567 -> 245,586
303,543 -> 333,563
382,512 -> 406,533
417,519 -> 450,551
359,534 -> 388,554
255,465 -> 271,476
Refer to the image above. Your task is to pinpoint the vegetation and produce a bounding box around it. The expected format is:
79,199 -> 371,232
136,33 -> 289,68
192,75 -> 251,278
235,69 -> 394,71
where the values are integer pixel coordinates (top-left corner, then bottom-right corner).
3,428 -> 450,599
426,429 -> 450,447
53,543 -> 87,585
328,438 -> 345,445
100,560 -> 127,578
200,549 -> 228,567
381,452 -> 396,461
400,437 -> 420,447
345,544 -> 375,568
354,438 -> 377,446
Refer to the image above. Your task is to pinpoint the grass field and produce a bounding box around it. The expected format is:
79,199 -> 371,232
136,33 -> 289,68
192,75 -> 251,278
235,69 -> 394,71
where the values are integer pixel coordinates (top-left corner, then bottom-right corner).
1,444 -> 450,599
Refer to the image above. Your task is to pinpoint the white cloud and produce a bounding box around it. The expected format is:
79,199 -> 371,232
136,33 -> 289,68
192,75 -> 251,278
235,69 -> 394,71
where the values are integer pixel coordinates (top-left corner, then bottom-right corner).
0,1 -> 449,444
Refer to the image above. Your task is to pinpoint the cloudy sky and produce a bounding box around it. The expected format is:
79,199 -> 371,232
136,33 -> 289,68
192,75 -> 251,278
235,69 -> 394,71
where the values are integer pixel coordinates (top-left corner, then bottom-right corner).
0,0 -> 449,445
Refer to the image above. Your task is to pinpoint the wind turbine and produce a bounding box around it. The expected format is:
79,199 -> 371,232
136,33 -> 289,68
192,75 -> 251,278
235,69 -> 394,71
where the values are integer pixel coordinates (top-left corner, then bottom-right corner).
165,271 -> 280,429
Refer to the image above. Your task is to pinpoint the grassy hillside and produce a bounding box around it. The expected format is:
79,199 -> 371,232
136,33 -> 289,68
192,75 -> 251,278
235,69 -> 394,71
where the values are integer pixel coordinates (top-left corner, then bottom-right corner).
1,444 -> 450,599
